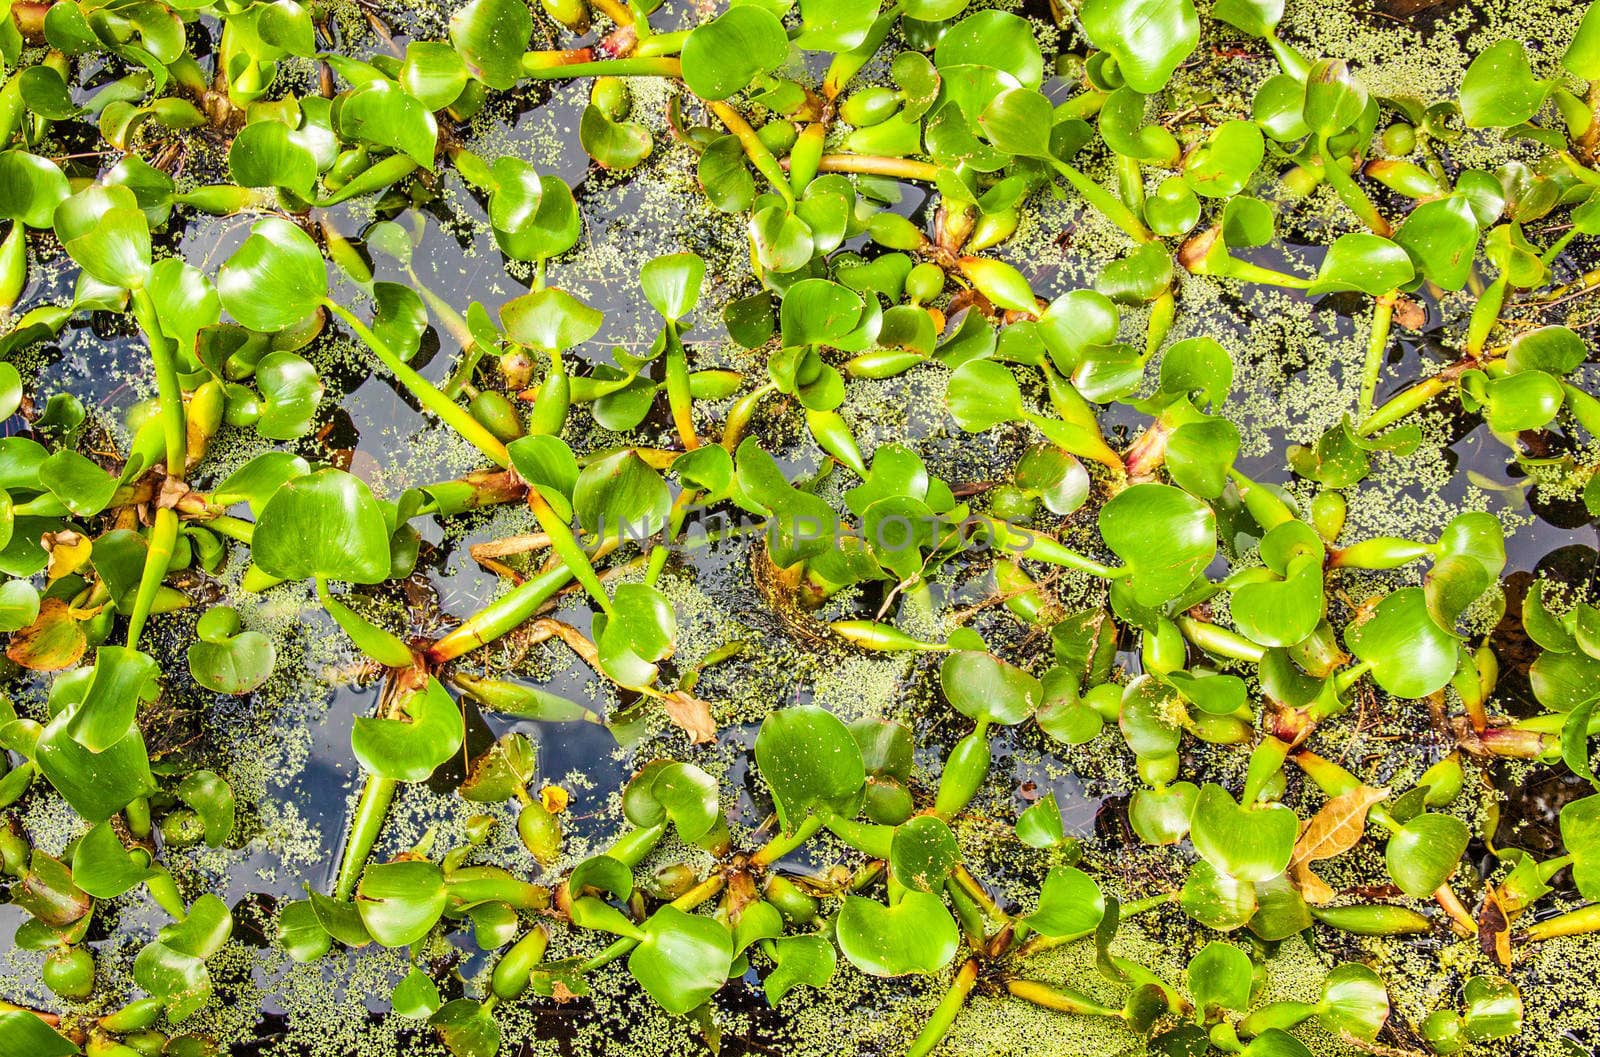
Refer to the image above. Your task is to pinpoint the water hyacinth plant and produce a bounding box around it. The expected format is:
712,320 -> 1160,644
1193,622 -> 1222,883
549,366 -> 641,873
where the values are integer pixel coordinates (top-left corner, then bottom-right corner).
0,0 -> 1596,1054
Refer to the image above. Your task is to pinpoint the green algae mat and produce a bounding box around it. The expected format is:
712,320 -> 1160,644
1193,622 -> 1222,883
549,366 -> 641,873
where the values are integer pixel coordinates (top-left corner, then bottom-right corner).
0,0 -> 1599,1053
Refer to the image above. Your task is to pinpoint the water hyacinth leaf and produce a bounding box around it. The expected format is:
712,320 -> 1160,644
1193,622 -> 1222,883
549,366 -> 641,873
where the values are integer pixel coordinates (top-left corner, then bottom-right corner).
489,159 -> 580,263
449,0 -> 531,89
1015,445 -> 1089,515
0,1011 -> 78,1056
1461,40 -> 1550,128
187,606 -> 276,694
1188,941 -> 1252,1013
1037,289 -> 1120,369
254,352 -> 323,439
1345,587 -> 1459,698
1018,792 -> 1067,848
1302,59 -> 1368,137
0,152 -> 70,228
580,106 -> 653,171
1024,866 -> 1105,937
680,6 -> 789,102
627,906 -> 734,1015
932,11 -> 1043,89
1079,0 -> 1200,94
392,966 -> 443,1019
1384,812 -> 1468,897
1318,964 -> 1389,1041
1212,0 -> 1282,36
780,279 -> 863,349
57,201 -> 150,290
979,88 -> 1055,158
176,770 -> 237,847
501,286 -> 602,352
1462,976 -> 1522,1041
229,120 -> 318,194
218,217 -> 328,333
945,359 -> 1023,431
1100,89 -> 1182,165
939,650 -> 1042,726
352,677 -> 464,782
372,282 -> 429,362
754,705 -> 865,833
1308,234 -> 1413,296
1183,120 -> 1264,198
1560,795 -> 1600,899
640,252 -> 705,323
72,820 -> 154,898
429,998 -> 500,1057
338,80 -> 438,168
1099,483 -> 1217,606
764,935 -> 836,1006
1190,784 -> 1297,882
836,891 -> 959,977
0,579 -> 40,632
699,137 -> 755,213
1180,858 -> 1257,931
252,468 -> 392,584
41,450 -> 117,516
134,894 -> 233,1020
1231,560 -> 1323,648
146,258 -> 221,354
356,859 -> 447,947
624,760 -> 719,842
888,815 -> 958,892
1567,1 -> 1600,79
1130,781 -> 1199,844
574,450 -> 671,540
1393,195 -> 1479,291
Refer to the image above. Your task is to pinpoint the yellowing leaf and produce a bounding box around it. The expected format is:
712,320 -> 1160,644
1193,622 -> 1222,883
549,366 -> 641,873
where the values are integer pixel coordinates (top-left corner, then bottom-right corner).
665,690 -> 716,744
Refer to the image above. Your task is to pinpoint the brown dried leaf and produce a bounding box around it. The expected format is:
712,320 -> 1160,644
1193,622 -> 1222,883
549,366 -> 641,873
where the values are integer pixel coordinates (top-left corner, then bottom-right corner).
1290,861 -> 1335,905
1292,784 -> 1390,868
664,690 -> 716,744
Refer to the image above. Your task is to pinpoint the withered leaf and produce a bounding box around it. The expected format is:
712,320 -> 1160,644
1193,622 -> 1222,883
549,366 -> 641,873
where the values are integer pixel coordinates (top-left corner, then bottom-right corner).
664,690 -> 716,744
1293,784 -> 1390,868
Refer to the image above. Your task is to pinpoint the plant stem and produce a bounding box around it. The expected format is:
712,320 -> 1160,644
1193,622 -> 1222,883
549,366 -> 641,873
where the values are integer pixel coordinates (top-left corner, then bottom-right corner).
124,509 -> 177,649
1175,618 -> 1265,663
1524,902 -> 1600,942
1359,290 -> 1397,417
577,873 -> 726,971
1047,158 -> 1152,242
748,815 -> 823,868
663,322 -> 698,449
814,154 -> 940,181
906,959 -> 979,1057
334,773 -> 397,900
520,55 -> 681,79
523,489 -> 615,617
427,563 -> 575,663
323,300 -> 510,468
708,101 -> 794,206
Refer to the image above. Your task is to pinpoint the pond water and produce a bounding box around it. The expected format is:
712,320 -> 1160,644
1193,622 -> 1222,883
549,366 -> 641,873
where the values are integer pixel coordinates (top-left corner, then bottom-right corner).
2,0 -> 1600,1055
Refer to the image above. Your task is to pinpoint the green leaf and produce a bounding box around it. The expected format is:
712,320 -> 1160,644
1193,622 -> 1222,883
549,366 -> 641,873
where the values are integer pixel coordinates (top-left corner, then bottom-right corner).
352,677 -> 464,781
1017,792 -> 1067,848
229,120 -> 319,193
1188,941 -> 1252,1013
1461,40 -> 1550,128
254,351 -> 323,439
933,11 -> 1043,89
253,468 -> 392,584
1182,120 -> 1264,199
489,159 -> 580,263
1190,783 -> 1297,882
217,217 -> 328,333
0,152 -> 71,229
1561,795 -> 1600,899
449,0 -> 531,90
946,359 -> 1024,432
939,650 -> 1042,725
55,191 -> 150,290
429,998 -> 501,1057
1079,0 -> 1200,94
400,41 -> 469,110
71,821 -> 154,898
753,705 -> 865,833
579,106 -> 653,171
501,286 -> 602,352
836,891 -> 959,976
175,769 -> 236,847
1024,866 -> 1105,937
0,1011 -> 79,1056
1345,587 -> 1459,698
575,450 -> 671,540
627,905 -> 734,1014
339,80 -> 438,168
623,760 -> 720,842
640,252 -> 705,322
888,815 -> 958,893
1099,483 -> 1217,606
42,450 -> 117,516
680,6 -> 789,102
1318,964 -> 1389,1042
1461,976 -> 1522,1041
1308,233 -> 1414,296
356,859 -> 447,947
1384,812 -> 1468,897
764,935 -> 836,1006
1393,195 -> 1479,291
